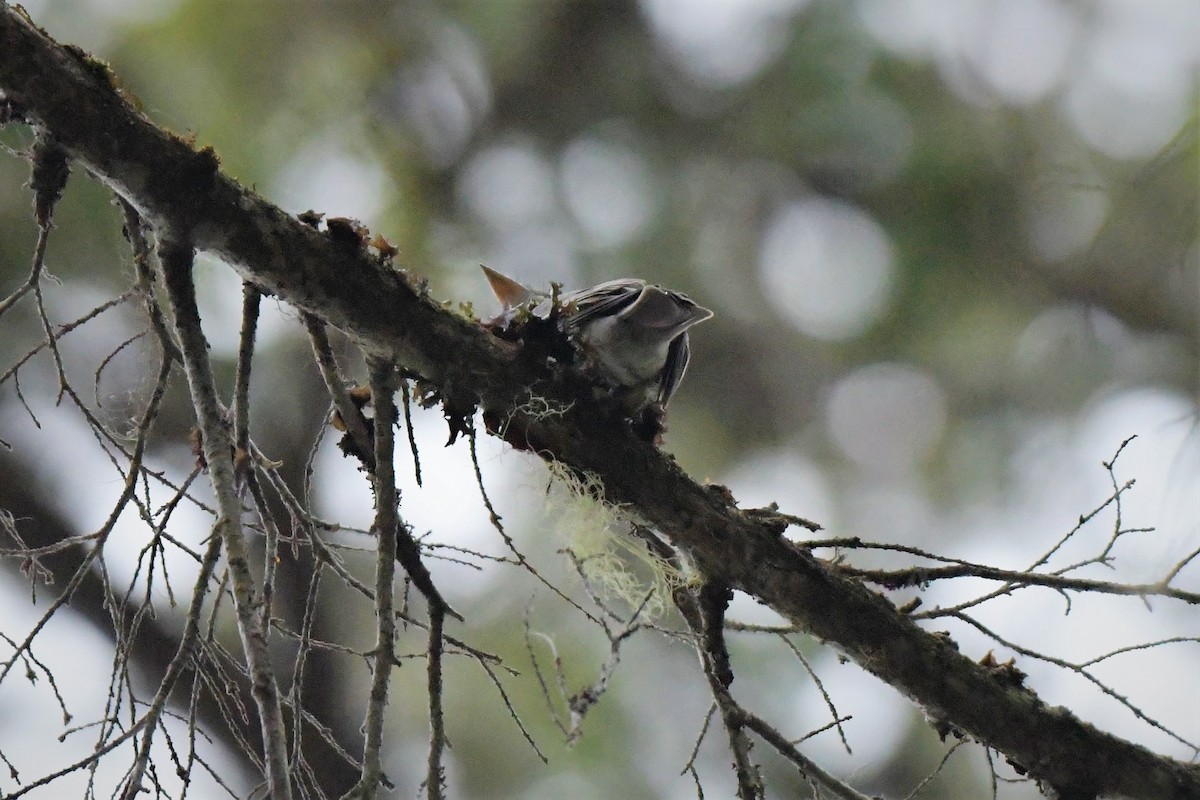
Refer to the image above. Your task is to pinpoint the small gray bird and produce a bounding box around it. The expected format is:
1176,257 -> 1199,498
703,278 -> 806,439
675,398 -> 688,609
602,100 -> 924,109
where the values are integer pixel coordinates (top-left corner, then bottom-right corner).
482,266 -> 713,411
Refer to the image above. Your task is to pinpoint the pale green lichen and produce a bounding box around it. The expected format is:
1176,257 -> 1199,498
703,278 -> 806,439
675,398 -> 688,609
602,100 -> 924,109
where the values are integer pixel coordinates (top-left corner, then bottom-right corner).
544,461 -> 690,620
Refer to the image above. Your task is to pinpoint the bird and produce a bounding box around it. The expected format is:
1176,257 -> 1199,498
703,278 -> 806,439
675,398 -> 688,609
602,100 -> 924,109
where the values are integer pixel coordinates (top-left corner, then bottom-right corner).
481,266 -> 713,413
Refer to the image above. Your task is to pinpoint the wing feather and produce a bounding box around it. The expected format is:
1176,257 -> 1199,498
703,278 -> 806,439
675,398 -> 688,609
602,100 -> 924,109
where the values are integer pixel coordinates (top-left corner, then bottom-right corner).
658,333 -> 691,405
562,280 -> 645,329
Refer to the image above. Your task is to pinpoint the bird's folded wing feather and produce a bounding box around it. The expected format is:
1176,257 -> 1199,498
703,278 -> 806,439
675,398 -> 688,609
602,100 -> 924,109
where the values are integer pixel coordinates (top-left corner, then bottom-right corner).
562,279 -> 646,329
658,333 -> 691,404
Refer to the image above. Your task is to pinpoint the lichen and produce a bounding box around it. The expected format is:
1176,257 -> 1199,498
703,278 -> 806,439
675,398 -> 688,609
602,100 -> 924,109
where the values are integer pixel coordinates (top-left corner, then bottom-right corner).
545,460 -> 690,620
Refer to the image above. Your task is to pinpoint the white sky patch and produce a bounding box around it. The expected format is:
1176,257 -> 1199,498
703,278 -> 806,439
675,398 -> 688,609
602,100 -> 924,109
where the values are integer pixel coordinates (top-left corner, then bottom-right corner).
0,578 -> 242,797
312,408 -> 550,602
190,253 -> 304,359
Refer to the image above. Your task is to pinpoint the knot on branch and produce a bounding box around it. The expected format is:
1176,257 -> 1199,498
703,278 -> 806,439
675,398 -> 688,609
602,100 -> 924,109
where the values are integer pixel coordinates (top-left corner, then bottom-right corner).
30,129 -> 70,227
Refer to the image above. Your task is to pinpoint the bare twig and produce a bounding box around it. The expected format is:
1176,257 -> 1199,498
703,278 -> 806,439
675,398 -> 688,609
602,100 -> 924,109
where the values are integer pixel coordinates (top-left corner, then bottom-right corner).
401,379 -> 422,487
425,606 -> 447,800
739,713 -> 875,800
693,581 -> 763,800
157,236 -> 293,800
120,535 -> 224,800
345,359 -> 401,799
901,740 -> 967,800
304,313 -> 374,470
0,130 -> 67,321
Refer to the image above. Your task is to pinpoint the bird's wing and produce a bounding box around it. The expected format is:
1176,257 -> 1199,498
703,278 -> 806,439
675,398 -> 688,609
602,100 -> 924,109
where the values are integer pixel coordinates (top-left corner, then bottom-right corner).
562,279 -> 645,329
658,332 -> 691,405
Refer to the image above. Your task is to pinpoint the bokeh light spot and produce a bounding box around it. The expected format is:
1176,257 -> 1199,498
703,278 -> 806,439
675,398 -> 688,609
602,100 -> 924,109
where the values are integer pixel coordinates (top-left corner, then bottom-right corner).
826,363 -> 948,474
560,135 -> 657,249
640,0 -> 808,88
758,198 -> 895,340
459,141 -> 557,230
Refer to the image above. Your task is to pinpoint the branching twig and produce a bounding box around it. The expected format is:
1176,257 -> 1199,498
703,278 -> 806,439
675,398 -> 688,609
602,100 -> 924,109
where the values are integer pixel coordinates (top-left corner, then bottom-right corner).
157,236 -> 293,800
120,535 -> 224,800
948,611 -> 1199,752
0,129 -> 68,321
739,713 -> 875,800
693,581 -> 762,800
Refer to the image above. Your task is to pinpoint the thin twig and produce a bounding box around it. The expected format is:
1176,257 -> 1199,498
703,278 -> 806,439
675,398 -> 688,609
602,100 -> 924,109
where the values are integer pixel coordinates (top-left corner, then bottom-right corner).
425,606 -> 447,800
157,236 -> 293,800
347,359 -> 401,799
120,535 -> 224,799
304,313 -> 373,470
